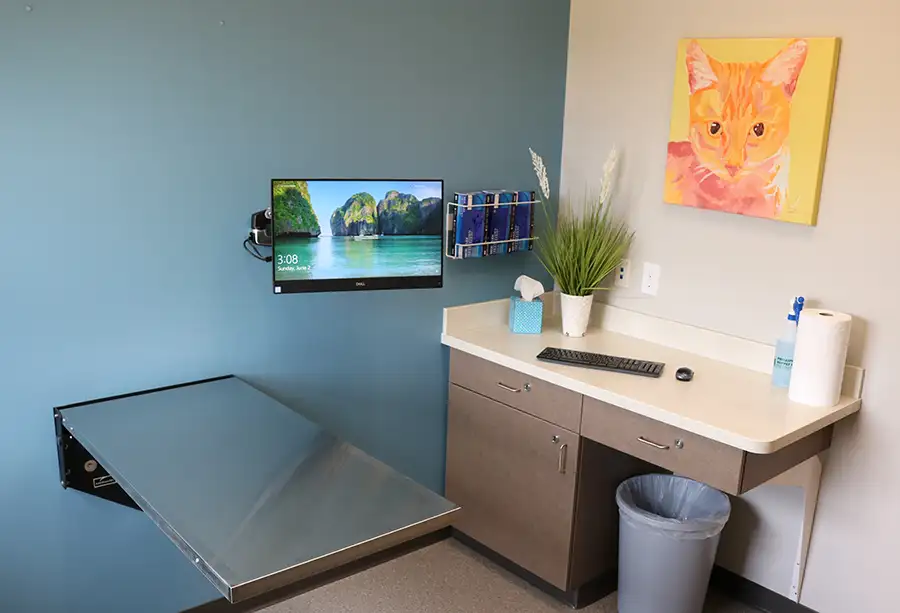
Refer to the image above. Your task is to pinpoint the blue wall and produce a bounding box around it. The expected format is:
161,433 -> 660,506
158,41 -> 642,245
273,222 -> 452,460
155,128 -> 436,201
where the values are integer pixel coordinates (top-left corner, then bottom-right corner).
0,1 -> 569,611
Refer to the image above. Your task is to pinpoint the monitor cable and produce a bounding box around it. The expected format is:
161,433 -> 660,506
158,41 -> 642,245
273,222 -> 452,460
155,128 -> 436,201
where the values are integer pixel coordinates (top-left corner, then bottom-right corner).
243,237 -> 272,263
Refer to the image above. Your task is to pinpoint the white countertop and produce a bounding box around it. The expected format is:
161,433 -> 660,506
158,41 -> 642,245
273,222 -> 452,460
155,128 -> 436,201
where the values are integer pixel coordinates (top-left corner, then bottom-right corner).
442,299 -> 862,454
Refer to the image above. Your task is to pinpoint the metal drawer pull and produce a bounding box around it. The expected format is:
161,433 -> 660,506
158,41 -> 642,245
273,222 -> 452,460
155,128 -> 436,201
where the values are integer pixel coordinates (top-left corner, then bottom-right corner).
496,382 -> 522,393
637,437 -> 670,450
558,443 -> 568,474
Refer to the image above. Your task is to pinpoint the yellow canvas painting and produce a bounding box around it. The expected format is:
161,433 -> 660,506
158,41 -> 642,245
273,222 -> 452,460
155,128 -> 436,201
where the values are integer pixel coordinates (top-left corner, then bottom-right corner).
664,38 -> 840,225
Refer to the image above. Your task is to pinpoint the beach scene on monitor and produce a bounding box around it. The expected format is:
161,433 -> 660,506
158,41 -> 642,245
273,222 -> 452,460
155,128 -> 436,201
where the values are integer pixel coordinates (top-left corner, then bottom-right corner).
273,180 -> 443,281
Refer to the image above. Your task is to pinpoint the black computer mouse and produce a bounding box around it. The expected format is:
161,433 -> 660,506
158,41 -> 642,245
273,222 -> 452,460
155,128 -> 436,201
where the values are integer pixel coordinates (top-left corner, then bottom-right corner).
675,367 -> 694,382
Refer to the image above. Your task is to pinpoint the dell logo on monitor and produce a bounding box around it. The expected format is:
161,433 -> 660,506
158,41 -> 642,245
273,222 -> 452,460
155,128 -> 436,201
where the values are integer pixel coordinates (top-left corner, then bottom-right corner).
355,281 -> 367,287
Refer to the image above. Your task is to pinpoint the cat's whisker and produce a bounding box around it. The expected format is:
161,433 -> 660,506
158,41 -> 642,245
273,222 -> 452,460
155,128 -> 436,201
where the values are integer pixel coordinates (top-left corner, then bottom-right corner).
694,168 -> 717,186
745,148 -> 785,171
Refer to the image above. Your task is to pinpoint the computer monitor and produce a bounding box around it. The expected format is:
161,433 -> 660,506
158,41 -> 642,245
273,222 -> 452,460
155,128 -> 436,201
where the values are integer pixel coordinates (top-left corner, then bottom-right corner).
271,179 -> 444,294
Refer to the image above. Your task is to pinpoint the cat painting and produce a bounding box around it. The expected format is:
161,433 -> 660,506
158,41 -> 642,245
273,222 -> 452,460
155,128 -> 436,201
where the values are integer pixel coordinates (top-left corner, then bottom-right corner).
664,38 -> 839,225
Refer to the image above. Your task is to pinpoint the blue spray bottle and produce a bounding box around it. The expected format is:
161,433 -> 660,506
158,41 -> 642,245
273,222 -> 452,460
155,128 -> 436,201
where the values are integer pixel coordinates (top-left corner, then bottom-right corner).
772,296 -> 805,388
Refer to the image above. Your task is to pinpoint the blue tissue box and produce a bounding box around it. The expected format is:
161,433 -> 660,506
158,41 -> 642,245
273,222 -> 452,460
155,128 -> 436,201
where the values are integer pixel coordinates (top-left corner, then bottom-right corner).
509,296 -> 543,334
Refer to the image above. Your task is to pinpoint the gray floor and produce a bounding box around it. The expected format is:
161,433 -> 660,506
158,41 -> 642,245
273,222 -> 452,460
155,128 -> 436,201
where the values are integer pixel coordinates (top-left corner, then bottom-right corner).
260,539 -> 757,613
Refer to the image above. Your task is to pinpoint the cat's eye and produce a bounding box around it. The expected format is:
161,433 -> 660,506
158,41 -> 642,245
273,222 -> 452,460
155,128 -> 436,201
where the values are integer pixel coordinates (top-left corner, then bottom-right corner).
753,122 -> 765,137
708,122 -> 722,136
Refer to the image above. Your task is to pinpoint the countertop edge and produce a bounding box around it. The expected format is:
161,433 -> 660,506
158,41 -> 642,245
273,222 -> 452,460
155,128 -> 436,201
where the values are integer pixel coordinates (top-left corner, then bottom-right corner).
441,333 -> 862,455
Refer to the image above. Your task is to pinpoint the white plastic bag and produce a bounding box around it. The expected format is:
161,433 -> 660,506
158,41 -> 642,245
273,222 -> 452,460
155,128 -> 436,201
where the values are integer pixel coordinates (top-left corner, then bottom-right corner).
616,474 -> 731,540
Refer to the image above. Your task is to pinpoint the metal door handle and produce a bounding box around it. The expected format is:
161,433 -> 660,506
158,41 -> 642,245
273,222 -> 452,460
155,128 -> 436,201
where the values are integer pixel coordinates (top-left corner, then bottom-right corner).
496,382 -> 521,393
558,443 -> 568,473
637,437 -> 670,450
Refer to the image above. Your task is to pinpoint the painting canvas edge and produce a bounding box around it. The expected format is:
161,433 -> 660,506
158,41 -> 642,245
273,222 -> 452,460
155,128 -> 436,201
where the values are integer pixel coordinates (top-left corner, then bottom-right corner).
805,37 -> 842,227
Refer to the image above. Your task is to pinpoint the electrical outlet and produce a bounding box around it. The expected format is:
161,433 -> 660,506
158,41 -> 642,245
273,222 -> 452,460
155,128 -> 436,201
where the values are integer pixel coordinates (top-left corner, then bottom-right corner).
615,259 -> 630,288
641,262 -> 661,296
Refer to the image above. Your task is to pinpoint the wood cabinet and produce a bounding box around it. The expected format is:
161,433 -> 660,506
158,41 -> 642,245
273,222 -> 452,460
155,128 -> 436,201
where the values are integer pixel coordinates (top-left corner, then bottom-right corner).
446,383 -> 579,589
582,396 -> 834,496
445,350 -> 656,599
581,395 -> 745,493
449,350 -> 583,431
441,320 -> 848,610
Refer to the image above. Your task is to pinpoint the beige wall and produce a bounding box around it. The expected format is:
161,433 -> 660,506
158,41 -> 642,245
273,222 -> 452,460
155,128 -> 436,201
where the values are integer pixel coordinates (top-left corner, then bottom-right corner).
561,1 -> 899,610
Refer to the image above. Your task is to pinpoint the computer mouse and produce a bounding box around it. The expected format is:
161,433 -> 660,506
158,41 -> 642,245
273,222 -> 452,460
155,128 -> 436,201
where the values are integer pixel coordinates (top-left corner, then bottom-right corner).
675,367 -> 694,382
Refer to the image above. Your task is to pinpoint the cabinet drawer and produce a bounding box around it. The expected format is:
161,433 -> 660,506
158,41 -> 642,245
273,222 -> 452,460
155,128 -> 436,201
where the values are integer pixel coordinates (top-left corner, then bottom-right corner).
581,397 -> 744,494
449,350 -> 582,431
446,384 -> 579,590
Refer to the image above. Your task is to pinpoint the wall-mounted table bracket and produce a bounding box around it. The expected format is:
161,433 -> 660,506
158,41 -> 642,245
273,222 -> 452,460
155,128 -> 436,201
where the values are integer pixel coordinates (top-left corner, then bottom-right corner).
55,406 -> 140,510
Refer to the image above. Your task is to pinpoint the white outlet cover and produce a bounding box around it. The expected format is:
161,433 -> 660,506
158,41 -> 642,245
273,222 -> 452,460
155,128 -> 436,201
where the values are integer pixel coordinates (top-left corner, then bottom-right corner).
641,262 -> 661,296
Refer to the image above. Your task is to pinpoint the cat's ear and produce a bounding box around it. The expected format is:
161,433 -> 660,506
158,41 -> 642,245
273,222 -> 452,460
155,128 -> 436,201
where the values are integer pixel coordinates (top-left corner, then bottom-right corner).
686,40 -> 718,93
763,39 -> 809,97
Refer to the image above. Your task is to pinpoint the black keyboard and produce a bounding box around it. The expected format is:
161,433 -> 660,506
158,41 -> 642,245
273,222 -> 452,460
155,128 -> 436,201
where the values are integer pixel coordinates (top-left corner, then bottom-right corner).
537,347 -> 664,378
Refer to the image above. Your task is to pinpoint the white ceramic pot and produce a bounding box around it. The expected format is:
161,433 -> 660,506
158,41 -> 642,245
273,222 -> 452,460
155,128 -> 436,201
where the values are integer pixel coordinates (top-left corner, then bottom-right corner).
560,293 -> 593,337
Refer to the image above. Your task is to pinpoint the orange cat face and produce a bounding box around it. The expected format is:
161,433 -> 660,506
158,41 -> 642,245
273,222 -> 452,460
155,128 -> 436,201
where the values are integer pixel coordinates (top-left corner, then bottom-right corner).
686,39 -> 808,182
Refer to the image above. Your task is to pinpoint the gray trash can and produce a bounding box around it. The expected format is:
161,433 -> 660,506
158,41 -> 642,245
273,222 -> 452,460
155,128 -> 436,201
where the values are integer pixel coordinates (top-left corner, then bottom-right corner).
616,474 -> 731,613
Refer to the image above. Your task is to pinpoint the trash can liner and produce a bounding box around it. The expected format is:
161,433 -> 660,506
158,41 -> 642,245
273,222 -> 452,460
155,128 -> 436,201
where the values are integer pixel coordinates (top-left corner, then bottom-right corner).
616,474 -> 731,540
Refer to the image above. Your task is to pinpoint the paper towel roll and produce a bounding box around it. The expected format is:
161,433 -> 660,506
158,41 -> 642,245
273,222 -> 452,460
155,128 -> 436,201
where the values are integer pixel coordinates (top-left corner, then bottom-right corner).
788,309 -> 852,407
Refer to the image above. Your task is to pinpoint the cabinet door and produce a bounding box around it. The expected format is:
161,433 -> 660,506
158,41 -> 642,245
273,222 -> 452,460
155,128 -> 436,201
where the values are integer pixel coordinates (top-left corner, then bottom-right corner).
446,384 -> 579,590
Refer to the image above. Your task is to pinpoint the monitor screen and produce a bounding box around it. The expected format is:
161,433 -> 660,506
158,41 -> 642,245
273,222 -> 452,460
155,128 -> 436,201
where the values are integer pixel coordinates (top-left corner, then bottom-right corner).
271,179 -> 444,294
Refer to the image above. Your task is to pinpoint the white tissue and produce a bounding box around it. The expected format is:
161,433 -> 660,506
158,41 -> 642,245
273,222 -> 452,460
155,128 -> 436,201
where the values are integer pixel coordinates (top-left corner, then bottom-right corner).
514,275 -> 545,302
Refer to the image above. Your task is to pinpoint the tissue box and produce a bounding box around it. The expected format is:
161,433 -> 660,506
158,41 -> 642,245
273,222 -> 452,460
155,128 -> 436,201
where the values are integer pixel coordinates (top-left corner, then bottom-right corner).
509,296 -> 543,334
